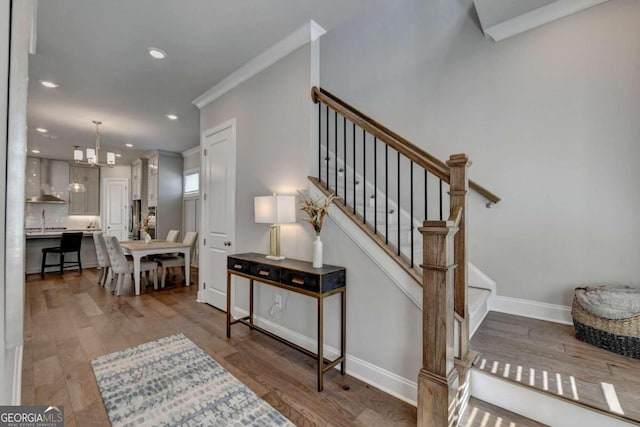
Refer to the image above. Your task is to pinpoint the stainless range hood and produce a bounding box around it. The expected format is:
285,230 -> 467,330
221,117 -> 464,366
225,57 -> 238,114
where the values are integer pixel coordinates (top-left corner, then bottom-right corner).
26,158 -> 68,204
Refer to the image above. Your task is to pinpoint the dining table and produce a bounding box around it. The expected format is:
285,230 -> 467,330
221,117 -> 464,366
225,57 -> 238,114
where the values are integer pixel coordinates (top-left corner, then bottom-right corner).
119,240 -> 192,296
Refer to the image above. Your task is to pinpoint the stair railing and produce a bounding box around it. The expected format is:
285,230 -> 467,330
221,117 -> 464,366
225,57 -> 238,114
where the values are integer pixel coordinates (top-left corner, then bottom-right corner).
310,87 -> 489,426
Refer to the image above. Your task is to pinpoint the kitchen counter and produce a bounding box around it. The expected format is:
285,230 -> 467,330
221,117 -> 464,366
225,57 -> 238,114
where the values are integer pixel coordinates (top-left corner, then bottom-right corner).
24,231 -> 99,275
25,229 -> 101,239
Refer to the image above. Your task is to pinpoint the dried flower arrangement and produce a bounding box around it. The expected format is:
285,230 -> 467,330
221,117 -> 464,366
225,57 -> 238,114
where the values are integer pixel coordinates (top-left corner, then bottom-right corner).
298,190 -> 336,235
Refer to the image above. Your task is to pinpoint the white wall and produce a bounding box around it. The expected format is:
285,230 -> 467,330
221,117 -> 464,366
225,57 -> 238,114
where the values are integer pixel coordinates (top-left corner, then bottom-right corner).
182,147 -> 199,171
320,0 -> 640,306
198,38 -> 426,402
2,0 -> 32,405
200,45 -> 317,331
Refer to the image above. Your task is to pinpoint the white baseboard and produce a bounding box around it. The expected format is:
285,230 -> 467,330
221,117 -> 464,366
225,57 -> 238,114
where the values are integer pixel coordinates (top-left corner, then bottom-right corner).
233,306 -> 418,405
12,345 -> 23,405
470,369 -> 635,427
488,295 -> 572,325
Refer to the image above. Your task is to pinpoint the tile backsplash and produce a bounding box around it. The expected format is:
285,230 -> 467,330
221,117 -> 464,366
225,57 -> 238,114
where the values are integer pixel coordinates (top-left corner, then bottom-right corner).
24,203 -> 100,230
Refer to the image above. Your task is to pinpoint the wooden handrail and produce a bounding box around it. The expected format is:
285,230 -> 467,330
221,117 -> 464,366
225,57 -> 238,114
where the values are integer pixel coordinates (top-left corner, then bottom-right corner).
311,86 -> 501,204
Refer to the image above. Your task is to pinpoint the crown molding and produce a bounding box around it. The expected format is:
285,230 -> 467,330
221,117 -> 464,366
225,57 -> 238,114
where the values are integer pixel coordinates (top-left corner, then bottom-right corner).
181,146 -> 200,157
192,20 -> 326,109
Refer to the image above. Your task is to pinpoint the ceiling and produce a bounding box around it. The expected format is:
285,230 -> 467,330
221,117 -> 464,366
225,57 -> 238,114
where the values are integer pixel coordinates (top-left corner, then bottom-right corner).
27,0 -> 377,164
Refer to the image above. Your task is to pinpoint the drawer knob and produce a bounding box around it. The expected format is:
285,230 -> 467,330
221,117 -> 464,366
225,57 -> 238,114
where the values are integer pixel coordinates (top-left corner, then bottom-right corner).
291,277 -> 305,285
258,270 -> 270,276
233,264 -> 242,269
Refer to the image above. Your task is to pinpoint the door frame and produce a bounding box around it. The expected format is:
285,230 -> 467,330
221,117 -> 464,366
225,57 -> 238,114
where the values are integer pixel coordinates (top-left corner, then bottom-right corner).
101,177 -> 130,241
197,118 -> 237,307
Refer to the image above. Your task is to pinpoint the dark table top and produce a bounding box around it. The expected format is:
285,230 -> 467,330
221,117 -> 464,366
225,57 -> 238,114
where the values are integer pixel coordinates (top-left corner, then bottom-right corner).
228,252 -> 345,275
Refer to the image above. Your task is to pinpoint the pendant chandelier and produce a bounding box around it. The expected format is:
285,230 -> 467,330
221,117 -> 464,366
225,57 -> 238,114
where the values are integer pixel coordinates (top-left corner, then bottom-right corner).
73,120 -> 115,167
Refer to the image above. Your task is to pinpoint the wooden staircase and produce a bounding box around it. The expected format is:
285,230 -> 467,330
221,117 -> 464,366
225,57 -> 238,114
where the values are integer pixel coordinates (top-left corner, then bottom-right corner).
309,86 -> 500,426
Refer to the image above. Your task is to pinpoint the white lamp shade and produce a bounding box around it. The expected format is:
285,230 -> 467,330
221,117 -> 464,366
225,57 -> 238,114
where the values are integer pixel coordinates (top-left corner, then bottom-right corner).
254,194 -> 296,224
73,147 -> 83,161
86,148 -> 96,164
107,151 -> 116,165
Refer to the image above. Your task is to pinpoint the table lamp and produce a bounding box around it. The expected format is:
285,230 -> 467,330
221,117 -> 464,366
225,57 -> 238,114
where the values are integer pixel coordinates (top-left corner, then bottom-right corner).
254,194 -> 296,260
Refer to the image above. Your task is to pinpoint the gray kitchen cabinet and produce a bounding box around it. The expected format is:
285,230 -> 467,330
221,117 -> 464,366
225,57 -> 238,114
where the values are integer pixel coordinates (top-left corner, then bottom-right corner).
25,157 -> 40,199
131,158 -> 147,201
69,166 -> 100,215
145,150 -> 182,239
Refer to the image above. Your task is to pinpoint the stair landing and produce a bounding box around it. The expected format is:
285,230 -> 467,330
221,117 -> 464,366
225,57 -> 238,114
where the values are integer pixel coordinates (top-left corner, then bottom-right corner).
471,312 -> 640,424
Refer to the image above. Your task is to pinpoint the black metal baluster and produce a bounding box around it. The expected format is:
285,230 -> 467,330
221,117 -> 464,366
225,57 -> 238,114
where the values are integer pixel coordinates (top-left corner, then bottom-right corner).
318,102 -> 321,181
410,161 -> 414,267
374,137 -> 377,235
325,105 -> 329,189
363,129 -> 366,224
424,170 -> 428,220
439,179 -> 443,221
352,123 -> 356,215
334,110 -> 337,195
397,152 -> 401,256
343,117 -> 347,206
385,144 -> 388,245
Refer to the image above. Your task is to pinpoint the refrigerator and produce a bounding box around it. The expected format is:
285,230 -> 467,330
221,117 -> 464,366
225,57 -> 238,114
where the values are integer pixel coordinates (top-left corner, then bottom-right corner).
129,199 -> 142,240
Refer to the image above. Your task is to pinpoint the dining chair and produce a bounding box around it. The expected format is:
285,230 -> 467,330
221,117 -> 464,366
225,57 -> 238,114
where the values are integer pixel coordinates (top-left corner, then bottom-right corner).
41,232 -> 84,278
156,231 -> 198,288
104,236 -> 158,295
166,229 -> 179,242
92,232 -> 111,286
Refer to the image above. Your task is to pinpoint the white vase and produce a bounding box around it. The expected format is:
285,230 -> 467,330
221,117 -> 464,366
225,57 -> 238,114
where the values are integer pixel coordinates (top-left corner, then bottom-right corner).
313,235 -> 323,268
144,233 -> 152,244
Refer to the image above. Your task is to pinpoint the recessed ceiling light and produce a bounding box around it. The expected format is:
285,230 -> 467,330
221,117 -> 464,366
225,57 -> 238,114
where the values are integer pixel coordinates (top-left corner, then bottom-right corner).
41,134 -> 57,140
125,143 -> 133,148
36,128 -> 47,133
115,153 -> 122,158
148,47 -> 167,59
31,149 -> 40,154
39,80 -> 59,88
166,114 -> 178,120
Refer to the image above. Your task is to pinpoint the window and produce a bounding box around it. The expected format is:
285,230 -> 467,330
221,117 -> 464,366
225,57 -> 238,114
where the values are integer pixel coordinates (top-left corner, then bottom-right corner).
184,171 -> 199,197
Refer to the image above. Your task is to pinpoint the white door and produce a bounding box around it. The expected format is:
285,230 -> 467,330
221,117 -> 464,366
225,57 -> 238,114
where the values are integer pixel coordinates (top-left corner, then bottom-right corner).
102,178 -> 129,241
198,119 -> 236,311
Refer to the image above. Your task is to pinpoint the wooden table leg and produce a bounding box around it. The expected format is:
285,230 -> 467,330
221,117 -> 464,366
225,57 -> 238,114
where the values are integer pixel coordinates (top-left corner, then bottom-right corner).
318,295 -> 324,392
184,248 -> 191,286
341,289 -> 346,375
133,254 -> 141,296
226,271 -> 232,338
249,279 -> 254,330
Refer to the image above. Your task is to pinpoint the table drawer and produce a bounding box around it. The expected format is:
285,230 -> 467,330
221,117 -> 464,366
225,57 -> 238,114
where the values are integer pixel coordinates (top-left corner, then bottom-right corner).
250,263 -> 280,282
228,258 -> 251,274
280,269 -> 319,292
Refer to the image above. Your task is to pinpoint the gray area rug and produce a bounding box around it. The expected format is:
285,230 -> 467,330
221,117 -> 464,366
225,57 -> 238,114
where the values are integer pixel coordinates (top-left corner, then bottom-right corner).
91,333 -> 294,427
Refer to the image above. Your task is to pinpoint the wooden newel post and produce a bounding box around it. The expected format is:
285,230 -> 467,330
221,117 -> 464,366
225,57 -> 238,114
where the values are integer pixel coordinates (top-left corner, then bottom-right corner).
446,154 -> 470,357
417,208 -> 462,427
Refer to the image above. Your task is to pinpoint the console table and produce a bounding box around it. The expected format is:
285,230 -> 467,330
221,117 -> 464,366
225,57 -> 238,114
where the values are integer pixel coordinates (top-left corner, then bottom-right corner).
226,252 -> 346,391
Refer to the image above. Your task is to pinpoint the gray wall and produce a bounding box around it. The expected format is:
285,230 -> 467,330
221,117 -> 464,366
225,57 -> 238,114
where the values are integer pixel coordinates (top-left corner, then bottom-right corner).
200,45 -> 319,333
199,43 -> 424,389
320,0 -> 640,305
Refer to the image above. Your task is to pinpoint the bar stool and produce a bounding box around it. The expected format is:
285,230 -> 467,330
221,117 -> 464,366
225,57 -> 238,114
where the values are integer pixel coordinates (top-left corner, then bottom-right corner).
41,232 -> 84,278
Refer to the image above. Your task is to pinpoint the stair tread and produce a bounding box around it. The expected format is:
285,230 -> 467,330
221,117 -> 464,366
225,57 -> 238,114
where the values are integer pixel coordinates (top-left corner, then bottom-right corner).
460,397 -> 548,427
471,312 -> 640,423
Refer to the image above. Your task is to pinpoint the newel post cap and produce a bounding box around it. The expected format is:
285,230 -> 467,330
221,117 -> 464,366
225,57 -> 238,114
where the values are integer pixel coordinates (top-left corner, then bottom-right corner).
446,153 -> 472,167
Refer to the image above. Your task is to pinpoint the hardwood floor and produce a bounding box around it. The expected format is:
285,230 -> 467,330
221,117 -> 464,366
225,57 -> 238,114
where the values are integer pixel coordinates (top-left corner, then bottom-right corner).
22,268 -> 540,426
471,312 -> 640,424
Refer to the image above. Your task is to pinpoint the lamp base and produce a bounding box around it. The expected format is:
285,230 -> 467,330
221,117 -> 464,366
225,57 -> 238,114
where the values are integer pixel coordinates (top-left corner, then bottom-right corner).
265,255 -> 286,261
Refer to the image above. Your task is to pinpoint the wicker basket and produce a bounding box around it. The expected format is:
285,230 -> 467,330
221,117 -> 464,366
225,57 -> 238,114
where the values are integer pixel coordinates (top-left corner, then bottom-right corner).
572,295 -> 640,359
